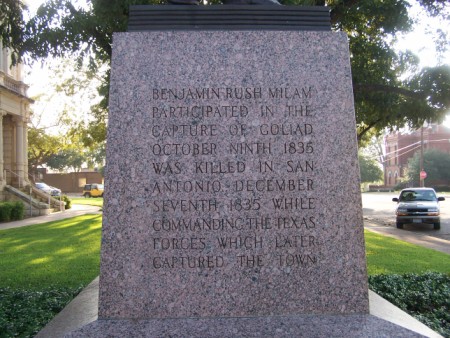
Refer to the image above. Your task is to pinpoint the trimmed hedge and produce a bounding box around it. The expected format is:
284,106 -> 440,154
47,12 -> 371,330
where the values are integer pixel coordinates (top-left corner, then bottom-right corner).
10,201 -> 25,220
433,186 -> 450,193
0,273 -> 447,338
0,201 -> 25,222
369,272 -> 450,337
0,286 -> 83,338
62,195 -> 72,210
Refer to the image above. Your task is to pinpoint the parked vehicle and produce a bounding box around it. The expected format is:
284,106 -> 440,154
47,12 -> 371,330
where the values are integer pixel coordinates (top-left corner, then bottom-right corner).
392,188 -> 445,230
83,183 -> 104,198
35,182 -> 61,197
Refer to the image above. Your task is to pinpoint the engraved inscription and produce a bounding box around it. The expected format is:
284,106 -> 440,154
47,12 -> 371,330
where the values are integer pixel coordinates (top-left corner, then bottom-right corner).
147,85 -> 319,270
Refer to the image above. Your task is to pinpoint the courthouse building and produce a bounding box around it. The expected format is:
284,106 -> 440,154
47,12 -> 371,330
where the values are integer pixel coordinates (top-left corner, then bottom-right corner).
384,124 -> 450,187
0,41 -> 59,216
0,41 -> 33,193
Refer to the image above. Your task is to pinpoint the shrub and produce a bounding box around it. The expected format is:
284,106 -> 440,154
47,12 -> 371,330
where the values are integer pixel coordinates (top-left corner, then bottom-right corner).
11,201 -> 25,220
62,195 -> 71,210
369,272 -> 450,337
0,286 -> 83,338
433,186 -> 450,193
393,181 -> 411,191
0,202 -> 26,221
0,202 -> 14,222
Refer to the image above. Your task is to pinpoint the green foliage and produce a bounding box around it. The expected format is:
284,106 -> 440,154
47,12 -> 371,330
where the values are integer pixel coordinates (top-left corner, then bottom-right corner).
28,128 -> 64,177
0,286 -> 83,338
62,195 -> 72,209
28,123 -> 105,173
10,201 -> 25,221
0,0 -> 26,64
365,230 -> 450,275
3,0 -> 447,146
0,202 -> 23,222
407,148 -> 450,186
0,203 -> 13,222
393,180 -> 410,191
434,186 -> 450,192
359,154 -> 383,183
369,272 -> 450,337
47,149 -> 85,172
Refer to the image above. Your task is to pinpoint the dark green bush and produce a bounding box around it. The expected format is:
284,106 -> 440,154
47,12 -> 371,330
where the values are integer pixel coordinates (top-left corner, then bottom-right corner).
433,186 -> 450,193
0,286 -> 83,338
10,201 -> 25,220
369,272 -> 450,337
62,195 -> 72,210
0,202 -> 14,222
0,202 -> 25,222
393,181 -> 410,191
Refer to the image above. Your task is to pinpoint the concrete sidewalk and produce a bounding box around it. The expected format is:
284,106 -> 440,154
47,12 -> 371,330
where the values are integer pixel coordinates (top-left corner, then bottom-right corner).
5,211 -> 446,337
364,221 -> 450,255
0,204 -> 101,231
35,219 -> 448,338
36,279 -> 443,338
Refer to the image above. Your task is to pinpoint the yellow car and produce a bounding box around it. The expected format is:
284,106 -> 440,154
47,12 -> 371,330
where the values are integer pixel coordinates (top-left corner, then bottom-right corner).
83,183 -> 104,198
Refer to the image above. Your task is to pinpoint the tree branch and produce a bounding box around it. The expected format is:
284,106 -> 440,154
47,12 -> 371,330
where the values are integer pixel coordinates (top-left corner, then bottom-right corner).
353,83 -> 425,100
330,0 -> 361,25
357,118 -> 383,142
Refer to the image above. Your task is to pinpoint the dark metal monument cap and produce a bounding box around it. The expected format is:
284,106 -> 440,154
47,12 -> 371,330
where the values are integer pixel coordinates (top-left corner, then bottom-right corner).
128,5 -> 331,31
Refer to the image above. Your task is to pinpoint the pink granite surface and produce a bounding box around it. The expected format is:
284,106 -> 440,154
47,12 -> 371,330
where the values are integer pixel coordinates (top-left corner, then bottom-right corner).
98,30 -> 369,320
67,315 -> 424,337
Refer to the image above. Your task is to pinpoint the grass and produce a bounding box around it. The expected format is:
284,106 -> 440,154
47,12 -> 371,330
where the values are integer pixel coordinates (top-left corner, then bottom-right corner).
70,197 -> 103,207
0,221 -> 448,288
365,229 -> 450,275
0,215 -> 102,290
0,215 -> 102,336
0,220 -> 449,337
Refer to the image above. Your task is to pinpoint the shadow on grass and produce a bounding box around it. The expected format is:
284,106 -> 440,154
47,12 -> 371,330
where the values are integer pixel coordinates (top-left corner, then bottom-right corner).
0,215 -> 102,290
365,230 -> 450,275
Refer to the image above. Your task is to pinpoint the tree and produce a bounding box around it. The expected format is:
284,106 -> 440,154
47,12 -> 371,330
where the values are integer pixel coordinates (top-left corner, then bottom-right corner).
28,122 -> 106,175
406,149 -> 450,186
47,149 -> 85,172
0,0 -> 27,64
45,130 -> 106,172
28,127 -> 64,179
359,154 -> 383,183
4,0 -> 450,145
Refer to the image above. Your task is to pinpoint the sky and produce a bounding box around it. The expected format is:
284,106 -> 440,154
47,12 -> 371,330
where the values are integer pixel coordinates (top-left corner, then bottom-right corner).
23,0 -> 450,132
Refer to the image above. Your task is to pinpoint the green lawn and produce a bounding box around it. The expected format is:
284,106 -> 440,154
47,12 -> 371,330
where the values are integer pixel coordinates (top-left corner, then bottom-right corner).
70,197 -> 103,208
365,229 -> 450,275
0,219 -> 448,290
0,215 -> 102,289
0,220 -> 449,337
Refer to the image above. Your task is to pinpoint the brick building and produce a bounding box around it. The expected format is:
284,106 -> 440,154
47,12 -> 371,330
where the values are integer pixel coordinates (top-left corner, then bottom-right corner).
384,124 -> 450,187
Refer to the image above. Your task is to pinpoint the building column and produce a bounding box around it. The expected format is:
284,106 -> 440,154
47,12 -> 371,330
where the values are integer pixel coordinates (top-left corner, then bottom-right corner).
23,117 -> 29,184
21,100 -> 30,185
13,116 -> 25,188
0,111 -> 5,186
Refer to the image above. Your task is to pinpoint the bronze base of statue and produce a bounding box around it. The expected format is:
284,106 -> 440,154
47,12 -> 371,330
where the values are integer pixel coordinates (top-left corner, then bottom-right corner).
167,0 -> 280,4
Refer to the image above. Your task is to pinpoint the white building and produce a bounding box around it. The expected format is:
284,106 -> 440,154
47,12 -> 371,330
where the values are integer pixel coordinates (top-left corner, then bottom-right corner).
0,41 -> 61,215
0,40 -> 32,191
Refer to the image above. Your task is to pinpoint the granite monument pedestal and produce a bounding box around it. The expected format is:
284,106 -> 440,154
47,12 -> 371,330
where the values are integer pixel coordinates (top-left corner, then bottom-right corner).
68,7 -> 427,337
